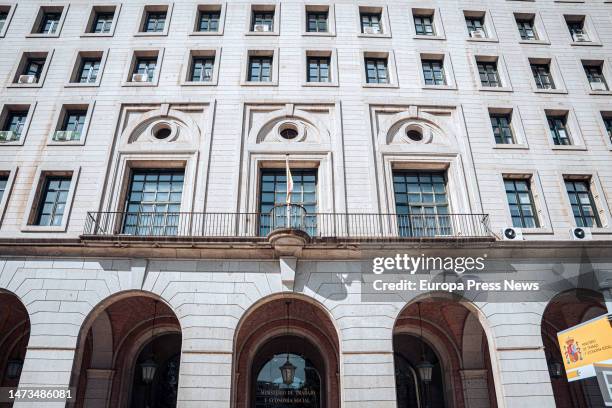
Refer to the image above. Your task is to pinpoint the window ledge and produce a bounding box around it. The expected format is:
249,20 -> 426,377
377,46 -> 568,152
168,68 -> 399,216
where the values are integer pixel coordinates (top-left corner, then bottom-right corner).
589,90 -> 612,96
533,89 -> 567,95
302,32 -> 335,37
467,37 -> 498,43
551,145 -> 587,151
6,83 -> 43,89
479,86 -> 513,93
422,85 -> 457,91
492,144 -> 529,150
47,139 -> 85,146
189,31 -> 223,36
21,225 -> 68,233
522,227 -> 554,235
413,35 -> 446,41
302,82 -> 339,88
245,31 -> 279,36
358,33 -> 391,39
0,140 -> 24,147
121,81 -> 159,87
241,81 -> 278,86
80,33 -> 114,38
26,33 -> 60,38
181,81 -> 218,86
570,41 -> 602,47
362,83 -> 398,89
65,82 -> 101,88
519,39 -> 550,45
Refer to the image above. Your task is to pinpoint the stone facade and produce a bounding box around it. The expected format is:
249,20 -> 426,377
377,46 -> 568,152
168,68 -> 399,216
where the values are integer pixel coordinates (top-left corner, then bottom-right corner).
0,0 -> 612,408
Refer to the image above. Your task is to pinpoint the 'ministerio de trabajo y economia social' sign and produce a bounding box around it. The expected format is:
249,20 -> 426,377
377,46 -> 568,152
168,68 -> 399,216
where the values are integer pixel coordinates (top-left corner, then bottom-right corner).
557,314 -> 612,382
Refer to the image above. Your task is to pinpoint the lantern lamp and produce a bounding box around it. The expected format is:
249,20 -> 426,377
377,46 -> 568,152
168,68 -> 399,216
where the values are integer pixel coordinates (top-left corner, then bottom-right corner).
140,358 -> 158,384
280,355 -> 296,385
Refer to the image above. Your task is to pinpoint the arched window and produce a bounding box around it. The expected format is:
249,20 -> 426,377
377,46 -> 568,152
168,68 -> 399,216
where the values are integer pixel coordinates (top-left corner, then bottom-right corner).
251,335 -> 324,408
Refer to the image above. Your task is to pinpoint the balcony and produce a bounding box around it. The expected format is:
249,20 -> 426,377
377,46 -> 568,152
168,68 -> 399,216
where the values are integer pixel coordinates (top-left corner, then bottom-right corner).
83,204 -> 494,242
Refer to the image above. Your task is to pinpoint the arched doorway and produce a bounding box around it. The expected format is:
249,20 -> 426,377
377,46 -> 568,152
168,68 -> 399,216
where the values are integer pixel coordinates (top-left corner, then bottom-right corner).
0,291 -> 30,408
541,289 -> 607,408
393,296 -> 498,408
69,292 -> 182,408
233,295 -> 340,408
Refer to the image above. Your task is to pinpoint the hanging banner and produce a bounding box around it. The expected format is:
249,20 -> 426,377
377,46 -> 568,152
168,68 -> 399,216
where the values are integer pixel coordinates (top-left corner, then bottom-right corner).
557,314 -> 612,382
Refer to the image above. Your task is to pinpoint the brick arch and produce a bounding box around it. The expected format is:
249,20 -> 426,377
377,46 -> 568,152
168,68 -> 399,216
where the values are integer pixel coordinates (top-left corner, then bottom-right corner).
69,291 -> 181,408
0,290 -> 30,395
232,294 -> 340,408
393,295 -> 498,408
541,288 -> 607,408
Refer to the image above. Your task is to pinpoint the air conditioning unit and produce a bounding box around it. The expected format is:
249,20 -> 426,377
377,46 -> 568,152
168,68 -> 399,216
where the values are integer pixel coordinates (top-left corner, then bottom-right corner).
131,73 -> 149,82
0,131 -> 17,142
253,24 -> 270,32
53,130 -> 79,141
573,33 -> 589,42
570,227 -> 592,240
363,26 -> 380,34
591,82 -> 608,91
470,28 -> 486,38
18,74 -> 37,84
502,227 -> 523,240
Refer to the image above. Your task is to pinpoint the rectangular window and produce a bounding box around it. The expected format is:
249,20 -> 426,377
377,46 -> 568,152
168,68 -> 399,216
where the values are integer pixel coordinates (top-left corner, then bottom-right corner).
490,114 -> 515,144
603,114 -> 612,143
477,61 -> 501,87
565,180 -> 601,228
23,58 -> 46,81
191,57 -> 214,82
259,169 -> 317,236
393,171 -> 450,237
414,14 -> 434,36
248,56 -> 272,82
123,170 -> 184,236
2,110 -> 28,141
0,11 -> 7,32
198,10 -> 220,32
93,12 -> 114,33
584,64 -> 608,91
422,59 -> 446,86
252,11 -> 274,31
548,114 -> 571,145
360,12 -> 381,34
39,12 -> 61,34
365,58 -> 388,84
144,11 -> 166,32
35,176 -> 71,226
54,109 -> 86,141
465,16 -> 485,37
307,11 -> 328,33
307,56 -> 330,83
516,17 -> 537,40
0,175 -> 7,203
78,58 -> 101,83
531,64 -> 555,90
504,178 -> 539,228
134,58 -> 157,82
566,17 -> 589,42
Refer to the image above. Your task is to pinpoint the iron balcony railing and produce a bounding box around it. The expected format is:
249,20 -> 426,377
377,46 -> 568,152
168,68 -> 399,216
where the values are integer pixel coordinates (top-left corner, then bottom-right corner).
83,204 -> 493,241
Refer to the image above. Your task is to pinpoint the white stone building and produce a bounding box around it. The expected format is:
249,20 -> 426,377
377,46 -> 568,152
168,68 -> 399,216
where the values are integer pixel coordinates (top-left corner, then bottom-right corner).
0,0 -> 611,407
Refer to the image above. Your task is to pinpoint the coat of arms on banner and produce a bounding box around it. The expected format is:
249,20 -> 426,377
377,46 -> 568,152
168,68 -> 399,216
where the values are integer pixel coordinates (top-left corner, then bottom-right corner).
564,337 -> 583,364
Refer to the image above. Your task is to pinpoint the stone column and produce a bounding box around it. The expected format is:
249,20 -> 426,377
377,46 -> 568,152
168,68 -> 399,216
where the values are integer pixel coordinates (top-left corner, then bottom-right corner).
83,369 -> 115,408
176,350 -> 232,408
461,369 -> 490,408
13,347 -> 76,408
485,303 -> 557,408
